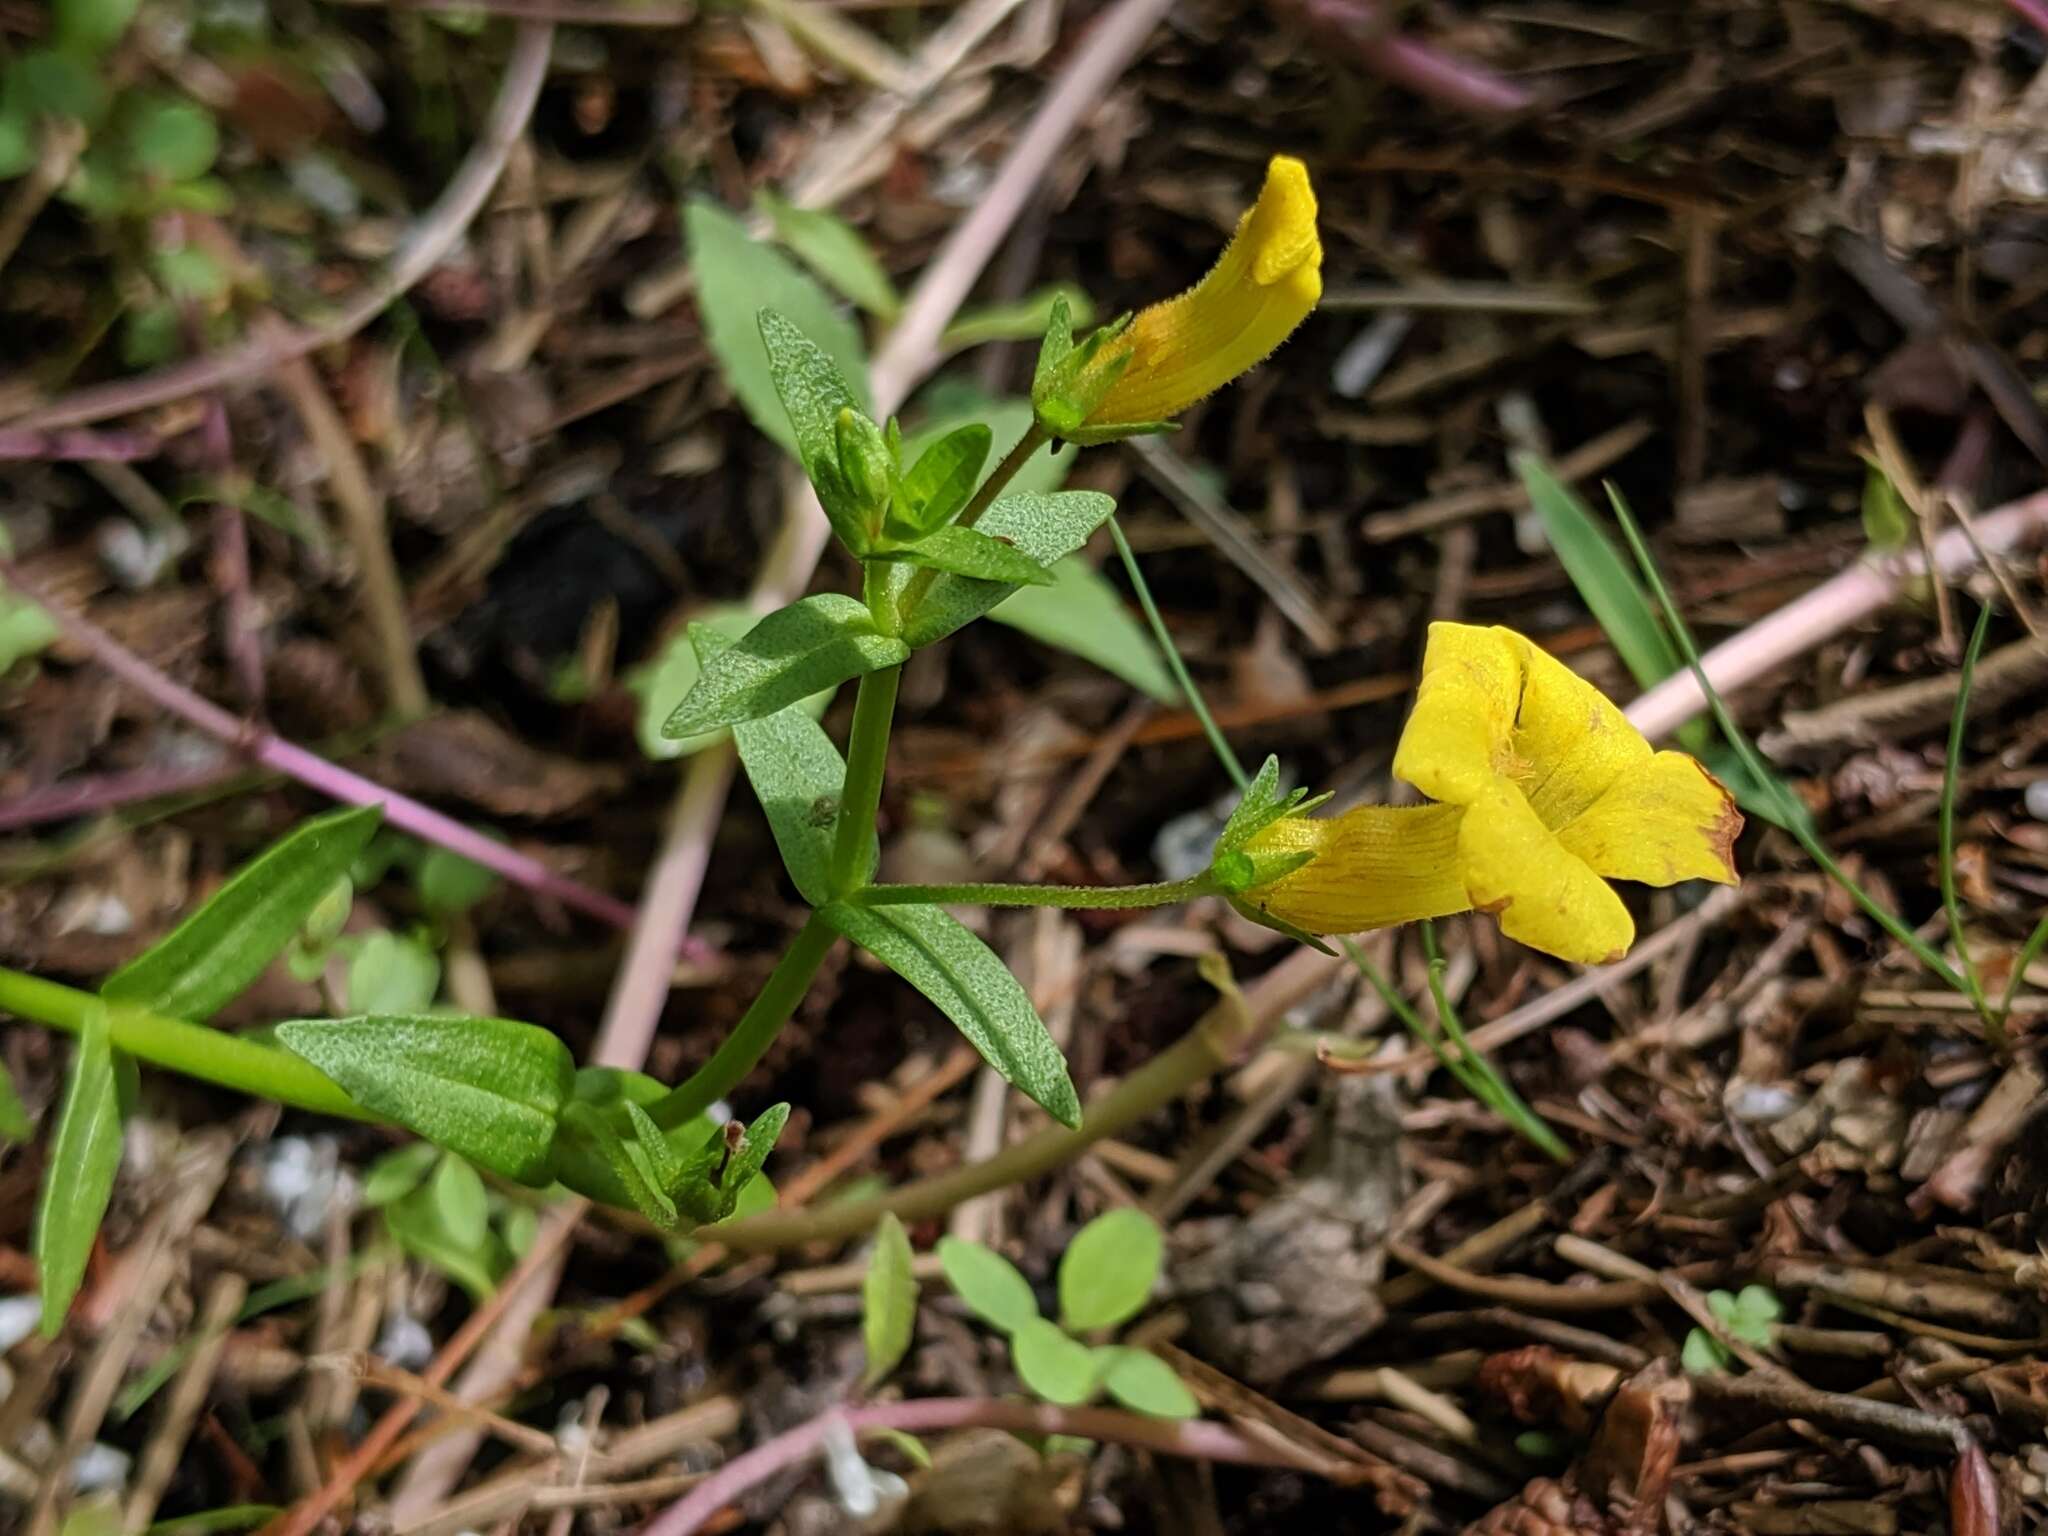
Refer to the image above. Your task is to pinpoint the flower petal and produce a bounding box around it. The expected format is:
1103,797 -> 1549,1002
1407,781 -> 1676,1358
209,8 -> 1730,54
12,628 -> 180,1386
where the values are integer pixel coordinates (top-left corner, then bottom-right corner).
1457,781 -> 1635,964
1085,156 -> 1322,427
1557,751 -> 1743,888
1240,804 -> 1469,935
1505,633 -> 1652,828
1392,623 -> 1521,807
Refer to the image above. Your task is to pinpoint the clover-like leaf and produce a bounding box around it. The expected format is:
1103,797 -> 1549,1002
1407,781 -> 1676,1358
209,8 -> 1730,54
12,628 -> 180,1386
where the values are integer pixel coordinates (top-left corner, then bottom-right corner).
1011,1317 -> 1099,1406
1059,1208 -> 1161,1332
937,1236 -> 1039,1335
1098,1347 -> 1197,1419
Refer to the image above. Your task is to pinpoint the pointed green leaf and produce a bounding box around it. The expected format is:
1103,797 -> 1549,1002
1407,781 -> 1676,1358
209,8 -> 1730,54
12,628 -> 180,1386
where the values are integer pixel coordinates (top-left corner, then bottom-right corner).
758,190 -> 901,319
1098,1347 -> 1196,1418
662,594 -> 906,738
1215,756 -> 1285,857
632,607 -> 834,761
863,1212 -> 918,1390
937,1236 -> 1038,1334
384,1180 -> 503,1300
1011,1317 -> 1098,1406
685,200 -> 869,453
820,902 -> 1078,1127
991,557 -> 1177,702
35,1003 -> 125,1336
275,1014 -> 574,1183
758,308 -> 864,488
101,805 -> 382,1021
899,491 -> 1116,648
901,395 -> 1075,499
431,1154 -> 490,1251
894,525 -> 1054,586
713,1102 -> 789,1219
1059,1208 -> 1161,1332
889,423 -> 991,539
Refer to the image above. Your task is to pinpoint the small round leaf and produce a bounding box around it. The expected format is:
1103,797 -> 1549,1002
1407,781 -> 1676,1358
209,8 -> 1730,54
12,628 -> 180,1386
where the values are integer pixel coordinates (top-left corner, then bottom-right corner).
937,1237 -> 1038,1335
1099,1348 -> 1197,1419
1058,1208 -> 1161,1332
361,1142 -> 439,1207
126,97 -> 218,181
432,1154 -> 490,1251
1010,1318 -> 1098,1406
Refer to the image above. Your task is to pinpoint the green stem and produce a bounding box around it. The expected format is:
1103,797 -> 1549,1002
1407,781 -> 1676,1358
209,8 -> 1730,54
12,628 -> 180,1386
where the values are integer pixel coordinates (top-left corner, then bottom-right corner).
1605,490 -> 1974,999
1941,604 -> 1995,1038
1998,914 -> 2048,1022
898,422 -> 1051,620
650,914 -> 837,1130
831,661 -> 902,897
854,874 -> 1217,910
1108,517 -> 1247,791
0,966 -> 367,1120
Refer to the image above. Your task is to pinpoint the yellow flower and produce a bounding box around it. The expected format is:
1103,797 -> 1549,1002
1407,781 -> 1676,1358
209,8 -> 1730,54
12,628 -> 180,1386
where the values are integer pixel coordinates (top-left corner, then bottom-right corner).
1239,624 -> 1742,965
1081,155 -> 1322,429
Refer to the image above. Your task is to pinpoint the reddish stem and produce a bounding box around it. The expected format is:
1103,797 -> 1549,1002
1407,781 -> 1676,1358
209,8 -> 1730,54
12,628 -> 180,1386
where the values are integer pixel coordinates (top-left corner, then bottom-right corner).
2010,0 -> 2048,36
2,559 -> 674,945
1279,0 -> 1533,117
642,1398 -> 1336,1536
0,427 -> 160,461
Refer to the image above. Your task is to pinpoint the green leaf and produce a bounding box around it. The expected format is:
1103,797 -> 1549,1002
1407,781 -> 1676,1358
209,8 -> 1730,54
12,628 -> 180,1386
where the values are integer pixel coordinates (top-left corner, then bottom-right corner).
1860,458 -> 1911,552
383,1180 -> 502,1300
0,108 -> 31,181
991,557 -> 1178,703
35,1003 -> 126,1336
0,1060 -> 30,1143
685,199 -> 869,454
1098,1347 -> 1196,1418
102,805 -> 382,1022
416,847 -> 497,917
864,1427 -> 932,1469
862,1212 -> 917,1390
902,393 -> 1075,499
119,303 -> 180,367
431,1153 -> 490,1251
0,576 -> 57,670
942,284 -> 1094,350
893,525 -> 1054,586
553,1103 -> 678,1227
1011,1317 -> 1098,1406
55,0 -> 141,53
7,49 -> 109,126
888,423 -> 990,540
706,1102 -> 789,1220
275,1014 -> 574,1183
661,594 -> 906,739
633,607 -> 836,761
820,902 -> 1079,1127
691,621 -> 863,904
361,1142 -> 441,1208
152,244 -> 227,302
1681,1326 -> 1731,1376
1058,1208 -> 1161,1332
1727,1283 -> 1781,1344
343,931 -> 441,1015
1513,453 -> 1679,693
937,1236 -> 1039,1334
124,96 -> 218,182
757,308 -> 871,545
898,491 -> 1117,649
758,190 -> 900,319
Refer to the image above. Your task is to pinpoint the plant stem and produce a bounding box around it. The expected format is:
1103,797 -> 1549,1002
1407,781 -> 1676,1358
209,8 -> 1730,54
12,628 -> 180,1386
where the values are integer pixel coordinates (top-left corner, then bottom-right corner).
643,1397 -> 1332,1536
0,966 -> 365,1120
714,966 -> 1270,1250
1606,491 -> 1975,999
1942,604 -> 1996,1039
649,915 -> 837,1130
1998,914 -> 2048,1023
830,664 -> 902,897
1108,517 -> 1248,790
853,874 -> 1216,910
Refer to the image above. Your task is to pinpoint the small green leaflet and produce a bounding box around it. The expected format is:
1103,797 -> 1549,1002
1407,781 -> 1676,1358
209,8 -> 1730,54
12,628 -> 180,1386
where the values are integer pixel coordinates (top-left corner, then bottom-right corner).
361,1142 -> 441,1207
1098,1347 -> 1196,1418
898,491 -> 1117,649
685,199 -> 870,454
383,1178 -> 505,1300
101,805 -> 382,1022
937,1236 -> 1039,1334
35,1003 -> 129,1336
0,1061 -> 30,1143
431,1154 -> 490,1251
696,621 -> 861,905
662,594 -> 906,739
343,930 -> 441,1015
1058,1208 -> 1161,1332
820,902 -> 1079,1127
992,557 -> 1177,703
893,525 -> 1053,586
757,190 -> 901,319
275,1014 -> 575,1183
1011,1317 -> 1098,1405
888,423 -> 991,540
862,1212 -> 918,1389
632,606 -> 833,761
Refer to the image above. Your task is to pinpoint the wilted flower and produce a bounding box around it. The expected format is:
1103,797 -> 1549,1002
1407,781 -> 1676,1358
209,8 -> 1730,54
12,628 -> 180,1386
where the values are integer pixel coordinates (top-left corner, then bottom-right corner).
1238,624 -> 1741,964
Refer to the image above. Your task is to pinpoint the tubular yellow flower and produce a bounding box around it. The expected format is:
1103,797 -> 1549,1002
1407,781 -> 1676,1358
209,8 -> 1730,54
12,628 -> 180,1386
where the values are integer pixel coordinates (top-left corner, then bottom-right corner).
1238,624 -> 1742,965
1081,155 -> 1322,428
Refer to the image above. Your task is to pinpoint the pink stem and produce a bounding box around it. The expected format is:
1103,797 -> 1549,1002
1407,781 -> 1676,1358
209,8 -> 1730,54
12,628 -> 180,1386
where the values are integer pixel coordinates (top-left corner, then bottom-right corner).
0,760 -> 240,831
2009,0 -> 2048,35
641,1398 -> 1329,1536
1280,0 -> 1532,117
4,560 -> 654,940
0,427 -> 160,461
1627,488 -> 2048,741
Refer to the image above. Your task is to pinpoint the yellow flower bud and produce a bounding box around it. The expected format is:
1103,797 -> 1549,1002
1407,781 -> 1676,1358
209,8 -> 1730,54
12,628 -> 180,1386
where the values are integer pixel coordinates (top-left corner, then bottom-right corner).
1081,155 -> 1322,429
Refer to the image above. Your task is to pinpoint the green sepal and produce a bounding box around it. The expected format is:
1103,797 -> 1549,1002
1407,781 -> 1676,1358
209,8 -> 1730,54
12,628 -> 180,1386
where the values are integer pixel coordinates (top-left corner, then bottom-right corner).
1029,300 -> 1164,444
835,407 -> 897,532
1224,896 -> 1337,956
